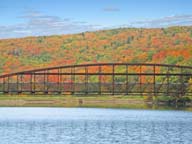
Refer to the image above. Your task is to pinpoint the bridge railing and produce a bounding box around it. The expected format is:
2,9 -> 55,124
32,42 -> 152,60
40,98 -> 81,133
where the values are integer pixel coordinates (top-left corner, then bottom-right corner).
0,63 -> 191,96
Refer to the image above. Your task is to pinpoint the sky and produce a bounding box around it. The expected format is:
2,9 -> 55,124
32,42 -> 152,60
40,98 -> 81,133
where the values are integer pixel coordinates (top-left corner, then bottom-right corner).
0,0 -> 192,39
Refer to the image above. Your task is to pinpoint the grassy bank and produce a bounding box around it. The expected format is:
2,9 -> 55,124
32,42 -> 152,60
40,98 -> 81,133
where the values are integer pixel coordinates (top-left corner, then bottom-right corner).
0,94 -> 191,111
0,95 -> 146,109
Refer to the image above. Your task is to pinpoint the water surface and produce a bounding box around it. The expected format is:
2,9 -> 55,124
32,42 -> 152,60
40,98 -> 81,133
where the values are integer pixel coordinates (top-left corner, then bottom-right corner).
0,108 -> 191,144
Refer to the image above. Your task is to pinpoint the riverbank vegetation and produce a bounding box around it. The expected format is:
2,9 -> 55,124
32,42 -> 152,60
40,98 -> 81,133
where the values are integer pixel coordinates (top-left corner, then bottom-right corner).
0,94 -> 191,110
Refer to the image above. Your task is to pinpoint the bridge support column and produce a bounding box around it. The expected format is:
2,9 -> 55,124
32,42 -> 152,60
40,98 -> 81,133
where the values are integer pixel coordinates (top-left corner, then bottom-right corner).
85,67 -> 88,94
98,66 -> 102,95
59,68 -> 62,94
7,76 -> 10,94
30,74 -> 33,94
112,64 -> 115,95
33,73 -> 36,94
126,65 -> 129,95
21,75 -> 23,93
16,74 -> 22,94
57,68 -> 61,94
153,65 -> 157,104
3,77 -> 5,93
180,67 -> 184,96
167,67 -> 170,96
140,65 -> 142,96
71,67 -> 75,94
3,77 -> 8,94
17,74 -> 19,93
43,71 -> 46,94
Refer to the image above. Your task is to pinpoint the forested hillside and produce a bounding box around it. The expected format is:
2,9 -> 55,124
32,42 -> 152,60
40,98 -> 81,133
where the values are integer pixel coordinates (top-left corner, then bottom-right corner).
0,26 -> 192,74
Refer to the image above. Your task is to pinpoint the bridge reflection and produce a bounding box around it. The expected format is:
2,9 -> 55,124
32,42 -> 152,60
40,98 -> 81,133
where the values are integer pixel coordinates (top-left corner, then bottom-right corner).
0,63 -> 191,96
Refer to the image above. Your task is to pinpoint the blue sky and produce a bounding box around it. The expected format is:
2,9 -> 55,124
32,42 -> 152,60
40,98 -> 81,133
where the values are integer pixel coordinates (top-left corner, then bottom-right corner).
0,0 -> 192,38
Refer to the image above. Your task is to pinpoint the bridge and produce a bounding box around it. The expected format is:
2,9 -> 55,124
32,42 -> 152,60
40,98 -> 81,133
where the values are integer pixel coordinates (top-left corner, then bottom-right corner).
0,63 -> 192,96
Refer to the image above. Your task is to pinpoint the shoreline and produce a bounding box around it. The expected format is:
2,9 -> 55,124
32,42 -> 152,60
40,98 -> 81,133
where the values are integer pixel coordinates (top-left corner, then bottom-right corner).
0,95 -> 191,111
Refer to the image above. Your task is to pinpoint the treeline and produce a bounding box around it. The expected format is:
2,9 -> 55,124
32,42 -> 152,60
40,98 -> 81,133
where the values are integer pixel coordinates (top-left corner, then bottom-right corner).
0,26 -> 192,74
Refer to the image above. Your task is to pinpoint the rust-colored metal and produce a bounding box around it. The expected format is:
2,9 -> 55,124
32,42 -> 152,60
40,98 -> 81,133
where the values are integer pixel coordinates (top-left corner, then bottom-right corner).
0,63 -> 191,96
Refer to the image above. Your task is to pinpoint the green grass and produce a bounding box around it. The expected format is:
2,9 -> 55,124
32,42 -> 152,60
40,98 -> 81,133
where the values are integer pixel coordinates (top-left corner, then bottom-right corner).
0,94 -> 144,100
0,94 -> 146,108
0,94 -> 191,111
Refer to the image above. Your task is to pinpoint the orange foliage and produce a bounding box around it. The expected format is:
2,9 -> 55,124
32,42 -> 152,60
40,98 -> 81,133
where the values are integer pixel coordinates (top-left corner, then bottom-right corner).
0,26 -> 191,75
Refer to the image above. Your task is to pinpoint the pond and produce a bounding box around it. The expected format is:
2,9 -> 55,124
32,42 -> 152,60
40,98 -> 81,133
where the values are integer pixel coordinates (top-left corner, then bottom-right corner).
0,108 -> 191,144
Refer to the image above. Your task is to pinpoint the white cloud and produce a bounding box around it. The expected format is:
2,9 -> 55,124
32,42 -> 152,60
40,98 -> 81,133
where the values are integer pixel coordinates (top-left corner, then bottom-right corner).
0,10 -> 101,39
131,15 -> 192,28
1,11 -> 192,39
13,30 -> 32,34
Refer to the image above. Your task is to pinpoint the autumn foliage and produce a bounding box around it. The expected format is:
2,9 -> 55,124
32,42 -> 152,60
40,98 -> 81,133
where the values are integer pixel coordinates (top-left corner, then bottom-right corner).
0,26 -> 192,75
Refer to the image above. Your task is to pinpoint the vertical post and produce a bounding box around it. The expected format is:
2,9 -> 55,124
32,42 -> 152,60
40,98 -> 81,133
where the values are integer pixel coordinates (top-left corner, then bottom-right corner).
126,64 -> 128,95
34,73 -> 36,93
17,74 -> 19,93
58,68 -> 61,94
60,68 -> 62,93
3,77 -> 5,93
180,67 -> 184,96
167,67 -> 170,96
30,73 -> 33,93
47,71 -> 49,92
153,65 -> 156,97
20,75 -> 23,93
99,66 -> 101,95
70,67 -> 72,94
44,70 -> 46,93
71,67 -> 75,94
85,67 -> 88,94
112,64 -> 115,95
140,65 -> 142,95
7,76 -> 10,93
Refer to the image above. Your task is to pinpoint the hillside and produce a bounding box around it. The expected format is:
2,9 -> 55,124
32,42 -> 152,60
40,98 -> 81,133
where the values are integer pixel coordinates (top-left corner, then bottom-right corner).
0,26 -> 192,74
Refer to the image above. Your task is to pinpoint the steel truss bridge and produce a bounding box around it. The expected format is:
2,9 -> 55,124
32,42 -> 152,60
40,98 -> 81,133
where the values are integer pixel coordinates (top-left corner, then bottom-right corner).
0,63 -> 192,96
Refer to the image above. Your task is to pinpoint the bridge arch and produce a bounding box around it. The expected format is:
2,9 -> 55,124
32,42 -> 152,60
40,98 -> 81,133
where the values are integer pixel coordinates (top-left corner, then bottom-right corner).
0,63 -> 192,96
